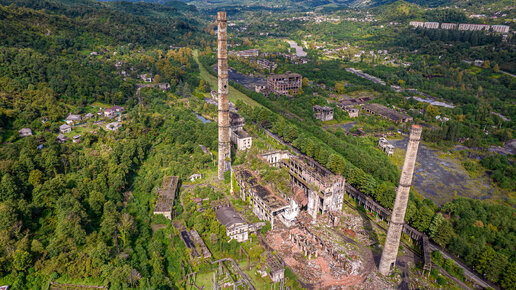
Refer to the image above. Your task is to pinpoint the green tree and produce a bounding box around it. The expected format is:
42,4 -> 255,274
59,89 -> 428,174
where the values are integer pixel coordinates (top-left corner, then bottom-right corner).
411,206 -> 434,232
101,201 -> 120,242
13,250 -> 31,272
335,81 -> 346,94
501,262 -> 516,290
475,246 -> 496,276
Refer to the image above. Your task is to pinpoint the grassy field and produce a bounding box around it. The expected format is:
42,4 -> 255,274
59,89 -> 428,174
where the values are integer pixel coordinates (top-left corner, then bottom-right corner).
193,50 -> 264,109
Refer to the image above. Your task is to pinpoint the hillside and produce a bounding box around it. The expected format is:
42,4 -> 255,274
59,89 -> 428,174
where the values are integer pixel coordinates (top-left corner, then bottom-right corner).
0,0 -> 201,47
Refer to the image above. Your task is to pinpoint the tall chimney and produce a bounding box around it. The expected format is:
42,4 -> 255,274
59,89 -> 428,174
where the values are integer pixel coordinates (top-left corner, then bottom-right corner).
379,125 -> 422,275
217,11 -> 230,181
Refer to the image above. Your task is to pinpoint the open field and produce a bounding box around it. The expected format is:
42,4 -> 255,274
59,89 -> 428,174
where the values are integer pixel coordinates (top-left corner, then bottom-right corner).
193,50 -> 264,109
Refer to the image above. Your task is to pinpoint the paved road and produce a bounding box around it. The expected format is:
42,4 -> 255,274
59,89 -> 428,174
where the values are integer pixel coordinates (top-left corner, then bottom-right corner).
500,70 -> 516,78
287,40 -> 307,57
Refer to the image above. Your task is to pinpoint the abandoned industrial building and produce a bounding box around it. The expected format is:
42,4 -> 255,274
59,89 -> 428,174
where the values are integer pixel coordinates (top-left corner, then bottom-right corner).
362,103 -> 413,123
346,108 -> 359,118
337,97 -> 372,108
313,105 -> 334,121
228,49 -> 259,58
266,253 -> 285,283
215,206 -> 249,242
378,137 -> 395,155
266,72 -> 303,95
233,167 -> 289,229
229,111 -> 252,150
153,176 -> 180,220
234,150 -> 345,228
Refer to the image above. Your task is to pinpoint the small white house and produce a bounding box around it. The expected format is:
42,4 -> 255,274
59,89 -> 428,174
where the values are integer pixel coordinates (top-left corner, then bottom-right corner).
73,135 -> 81,143
59,124 -> 71,134
189,174 -> 202,182
65,114 -> 81,125
57,133 -> 68,143
18,128 -> 33,137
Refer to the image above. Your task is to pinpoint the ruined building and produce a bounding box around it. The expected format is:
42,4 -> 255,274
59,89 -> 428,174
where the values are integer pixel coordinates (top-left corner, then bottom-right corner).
267,72 -> 303,95
234,167 -> 289,229
217,12 -> 231,180
234,150 -> 345,227
153,176 -> 180,220
363,103 -> 413,123
215,206 -> 249,242
379,125 -> 422,275
378,137 -> 395,156
229,111 -> 252,150
313,105 -> 334,121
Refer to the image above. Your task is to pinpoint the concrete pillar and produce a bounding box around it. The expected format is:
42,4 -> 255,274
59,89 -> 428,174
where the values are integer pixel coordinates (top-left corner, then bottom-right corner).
217,11 -> 230,181
379,125 -> 422,275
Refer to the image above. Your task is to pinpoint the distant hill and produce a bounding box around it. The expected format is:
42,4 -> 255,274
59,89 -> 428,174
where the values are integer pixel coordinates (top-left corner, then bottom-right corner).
166,0 -> 513,10
0,0 -> 202,47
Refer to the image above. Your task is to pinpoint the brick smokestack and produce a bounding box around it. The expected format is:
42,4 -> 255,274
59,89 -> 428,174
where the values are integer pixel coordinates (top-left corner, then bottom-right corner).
217,11 -> 230,181
379,125 -> 422,275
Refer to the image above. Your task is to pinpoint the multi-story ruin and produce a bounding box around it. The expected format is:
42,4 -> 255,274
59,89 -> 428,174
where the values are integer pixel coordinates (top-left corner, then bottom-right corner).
233,150 -> 345,228
262,151 -> 345,223
409,21 -> 424,28
441,23 -> 457,30
217,12 -> 231,180
267,72 -> 303,95
379,125 -> 422,275
410,21 -> 509,34
229,111 -> 252,150
313,105 -> 334,121
234,167 -> 290,229
491,25 -> 510,34
423,22 -> 439,29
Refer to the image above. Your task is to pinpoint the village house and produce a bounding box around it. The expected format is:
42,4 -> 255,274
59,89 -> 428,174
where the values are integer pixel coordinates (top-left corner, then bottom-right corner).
139,74 -> 153,83
72,135 -> 81,143
84,113 -> 94,119
65,114 -> 81,125
313,105 -> 334,121
59,124 -> 71,134
153,176 -> 180,220
56,133 -> 68,143
18,128 -> 32,137
41,117 -> 48,124
215,206 -> 249,242
104,108 -> 116,117
157,83 -> 171,91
